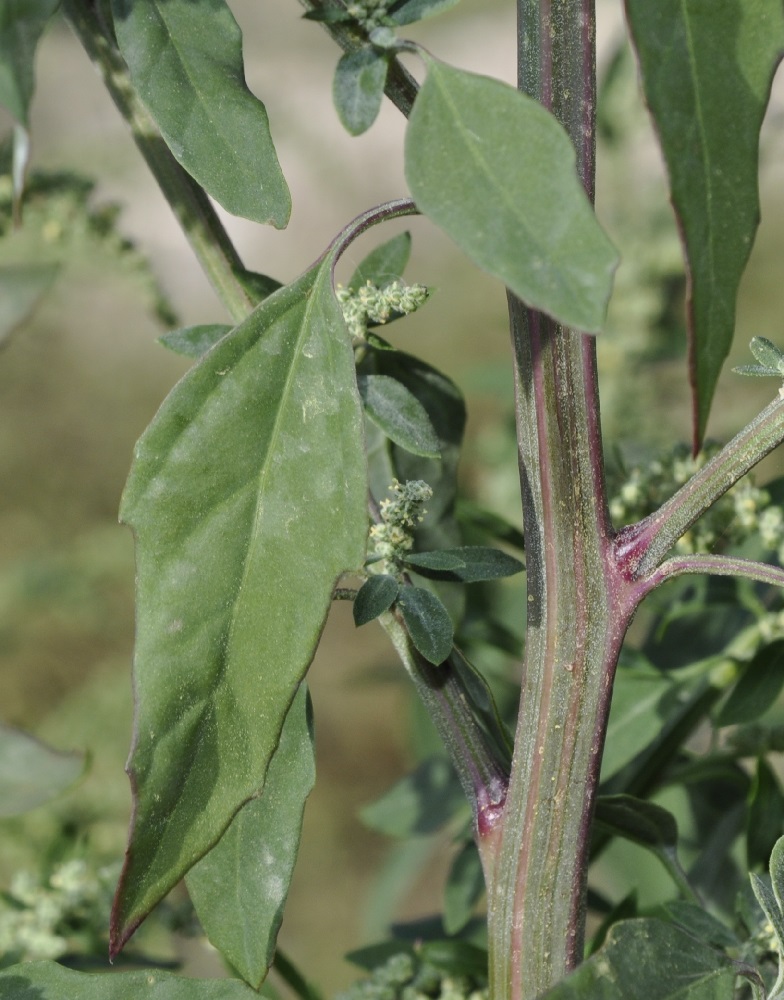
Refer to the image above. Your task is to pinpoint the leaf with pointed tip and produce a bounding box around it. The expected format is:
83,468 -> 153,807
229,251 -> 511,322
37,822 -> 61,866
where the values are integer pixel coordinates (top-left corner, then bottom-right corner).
358,373 -> 441,458
0,0 -> 59,125
750,336 -> 784,371
333,47 -> 389,136
186,685 -> 315,989
404,550 -> 466,572
717,639 -> 784,727
405,57 -> 618,333
388,0 -> 462,26
350,232 -> 412,290
354,574 -> 400,626
594,794 -> 677,852
625,0 -> 784,448
0,962 -> 264,998
398,585 -> 453,664
111,0 -> 291,226
0,723 -> 85,817
159,324 -> 232,359
406,546 -> 524,582
110,257 -> 366,955
733,364 -> 781,378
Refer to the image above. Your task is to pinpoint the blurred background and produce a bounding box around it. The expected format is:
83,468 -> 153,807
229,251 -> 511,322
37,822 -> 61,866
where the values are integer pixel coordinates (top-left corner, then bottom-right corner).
1,0 -> 783,991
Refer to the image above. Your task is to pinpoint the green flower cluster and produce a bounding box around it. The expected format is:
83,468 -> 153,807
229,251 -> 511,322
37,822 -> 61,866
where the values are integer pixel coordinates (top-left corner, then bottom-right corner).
343,0 -> 395,30
0,860 -> 117,965
335,952 -> 487,1000
609,444 -> 784,560
336,280 -> 429,339
370,479 -> 433,566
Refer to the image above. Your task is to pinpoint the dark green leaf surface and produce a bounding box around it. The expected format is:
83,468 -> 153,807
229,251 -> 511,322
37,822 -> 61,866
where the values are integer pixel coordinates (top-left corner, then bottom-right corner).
186,685 -> 315,989
664,902 -> 739,951
406,546 -> 523,582
0,963 -> 262,998
404,550 -> 466,571
158,324 -> 232,359
540,918 -> 737,999
353,574 -> 400,626
360,755 -> 464,837
333,47 -> 389,136
443,840 -> 485,934
747,757 -> 784,870
0,724 -> 85,817
111,0 -> 291,226
717,639 -> 784,727
111,258 -> 366,953
405,58 -> 618,333
0,0 -> 59,124
594,794 -> 677,851
349,232 -> 411,290
389,0 -> 462,26
0,263 -> 58,345
625,0 -> 784,446
358,373 -> 441,457
600,666 -> 678,782
398,584 -> 454,664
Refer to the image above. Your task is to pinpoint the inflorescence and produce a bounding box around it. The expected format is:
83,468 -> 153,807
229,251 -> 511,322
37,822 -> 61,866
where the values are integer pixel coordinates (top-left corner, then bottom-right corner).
370,479 -> 433,570
336,280 -> 429,340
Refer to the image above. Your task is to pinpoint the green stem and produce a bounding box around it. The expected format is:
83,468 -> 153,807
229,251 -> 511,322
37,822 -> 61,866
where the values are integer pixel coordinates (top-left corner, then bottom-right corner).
62,0 -> 256,324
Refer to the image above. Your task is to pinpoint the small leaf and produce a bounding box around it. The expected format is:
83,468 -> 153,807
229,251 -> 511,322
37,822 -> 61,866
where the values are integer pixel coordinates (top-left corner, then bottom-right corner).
302,7 -> 354,22
186,685 -> 315,989
388,0 -> 462,26
333,47 -> 389,136
625,0 -> 784,447
398,585 -> 454,664
717,639 -> 784,727
405,546 -> 524,582
0,263 -> 58,345
594,794 -> 677,852
750,336 -> 784,371
405,57 -> 618,333
360,755 -> 464,837
349,232 -> 412,290
0,723 -> 85,817
404,550 -> 466,571
0,962 -> 263,997
0,0 -> 60,125
112,0 -> 291,226
159,324 -> 232,359
732,364 -> 781,378
747,758 -> 784,870
443,840 -> 485,934
354,574 -> 400,626
358,373 -> 441,458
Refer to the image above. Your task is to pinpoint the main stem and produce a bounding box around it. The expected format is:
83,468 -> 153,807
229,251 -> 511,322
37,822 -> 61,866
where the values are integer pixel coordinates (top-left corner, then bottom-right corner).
487,3 -> 635,997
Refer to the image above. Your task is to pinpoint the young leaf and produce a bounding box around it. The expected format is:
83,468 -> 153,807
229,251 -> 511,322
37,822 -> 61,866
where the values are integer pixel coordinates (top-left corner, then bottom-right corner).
398,584 -> 454,664
625,0 -> 784,447
716,639 -> 784,727
405,57 -> 618,333
0,962 -> 263,997
443,840 -> 485,935
405,546 -> 524,582
349,232 -> 412,290
333,47 -> 389,136
358,373 -> 441,458
111,0 -> 291,226
111,258 -> 366,955
186,685 -> 315,990
750,336 -> 784,371
0,0 -> 60,125
353,574 -> 400,626
158,324 -> 232,359
388,0 -> 462,26
0,723 -> 85,817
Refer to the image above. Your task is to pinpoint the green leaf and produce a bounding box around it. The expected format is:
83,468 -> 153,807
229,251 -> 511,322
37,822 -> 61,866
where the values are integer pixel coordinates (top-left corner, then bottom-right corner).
455,499 -> 525,551
717,639 -> 784,727
186,685 -> 315,989
0,962 -> 264,997
405,57 -> 618,333
349,232 -> 412,290
664,901 -> 739,950
625,0 -> 784,447
732,364 -> 781,378
354,574 -> 400,626
747,757 -> 784,870
750,336 -> 784,371
398,584 -> 453,664
358,373 -> 441,458
594,794 -> 677,852
751,865 -> 784,997
158,324 -> 232,359
539,918 -> 738,999
111,0 -> 291,226
443,840 -> 485,935
0,263 -> 58,345
333,47 -> 389,136
0,0 -> 59,125
405,546 -> 524,582
360,755 -> 464,837
111,256 -> 366,954
388,0 -> 462,26
0,723 -> 85,817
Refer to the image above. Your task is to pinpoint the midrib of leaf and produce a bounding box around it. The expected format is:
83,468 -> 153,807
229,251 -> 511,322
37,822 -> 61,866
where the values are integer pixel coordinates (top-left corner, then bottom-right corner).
431,70 -> 590,310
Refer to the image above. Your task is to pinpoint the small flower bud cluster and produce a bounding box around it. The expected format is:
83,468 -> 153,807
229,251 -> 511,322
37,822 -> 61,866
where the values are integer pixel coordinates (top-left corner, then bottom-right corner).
370,479 -> 433,567
344,0 -> 393,30
335,951 -> 487,1000
609,443 -> 784,560
336,280 -> 429,339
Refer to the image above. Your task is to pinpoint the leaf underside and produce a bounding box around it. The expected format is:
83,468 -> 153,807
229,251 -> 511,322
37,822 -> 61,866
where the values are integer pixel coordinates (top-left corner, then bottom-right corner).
625,0 -> 784,448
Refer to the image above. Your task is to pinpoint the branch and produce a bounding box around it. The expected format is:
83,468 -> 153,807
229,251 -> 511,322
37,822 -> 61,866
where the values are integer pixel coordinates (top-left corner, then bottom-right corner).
647,553 -> 784,593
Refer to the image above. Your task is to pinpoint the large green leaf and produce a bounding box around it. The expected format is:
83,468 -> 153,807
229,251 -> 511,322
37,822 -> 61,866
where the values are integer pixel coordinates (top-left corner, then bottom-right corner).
0,963 -> 262,998
540,918 -> 738,999
111,256 -> 366,953
186,684 -> 315,989
111,0 -> 290,226
0,0 -> 59,125
405,58 -> 618,333
0,723 -> 85,817
625,0 -> 784,446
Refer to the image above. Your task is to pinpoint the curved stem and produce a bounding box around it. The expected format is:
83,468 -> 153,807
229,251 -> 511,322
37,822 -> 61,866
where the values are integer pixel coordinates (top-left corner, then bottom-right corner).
648,554 -> 784,593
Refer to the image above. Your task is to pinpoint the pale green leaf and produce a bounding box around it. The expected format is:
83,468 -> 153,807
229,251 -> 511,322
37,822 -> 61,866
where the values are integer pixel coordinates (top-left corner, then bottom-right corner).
0,0 -> 59,125
186,685 -> 315,989
358,373 -> 441,457
360,755 -> 464,837
111,0 -> 291,226
405,58 -> 618,333
111,257 -> 366,953
0,723 -> 85,817
389,0 -> 462,26
158,324 -> 232,359
0,263 -> 58,345
333,47 -> 389,136
625,0 -> 784,446
349,232 -> 411,290
750,336 -> 784,371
